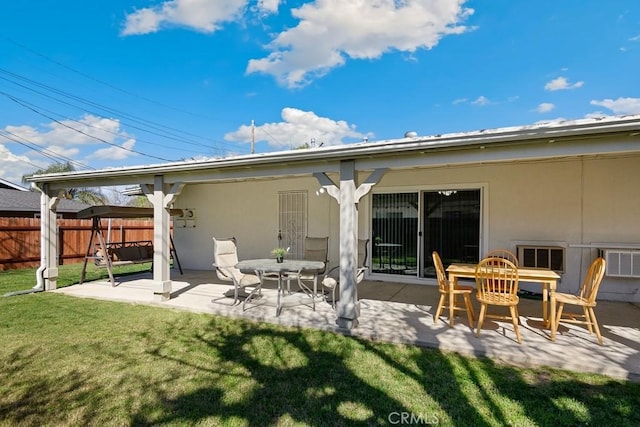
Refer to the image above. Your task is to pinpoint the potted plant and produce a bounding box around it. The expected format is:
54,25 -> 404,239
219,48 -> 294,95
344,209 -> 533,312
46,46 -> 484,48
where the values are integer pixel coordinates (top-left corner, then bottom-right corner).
271,247 -> 288,263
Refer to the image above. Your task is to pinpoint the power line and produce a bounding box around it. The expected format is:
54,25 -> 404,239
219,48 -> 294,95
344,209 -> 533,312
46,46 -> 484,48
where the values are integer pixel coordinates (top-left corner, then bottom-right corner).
1,91 -> 205,157
4,93 -> 174,162
0,68 -> 251,155
3,36 -> 221,122
1,34 -> 256,153
0,69 -> 214,149
0,35 -> 267,165
256,125 -> 285,148
0,128 -> 92,169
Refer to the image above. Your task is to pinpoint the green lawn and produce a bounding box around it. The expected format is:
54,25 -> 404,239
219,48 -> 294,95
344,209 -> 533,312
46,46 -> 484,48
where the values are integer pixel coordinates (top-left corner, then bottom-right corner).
1,264 -> 639,426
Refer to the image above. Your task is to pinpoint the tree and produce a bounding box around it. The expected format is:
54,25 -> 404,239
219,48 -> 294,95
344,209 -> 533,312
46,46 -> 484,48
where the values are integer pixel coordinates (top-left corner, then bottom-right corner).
127,195 -> 152,208
22,162 -> 108,205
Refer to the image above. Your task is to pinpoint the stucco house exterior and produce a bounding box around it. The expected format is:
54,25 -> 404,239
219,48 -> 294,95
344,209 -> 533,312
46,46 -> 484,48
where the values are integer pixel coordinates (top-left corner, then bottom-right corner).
26,115 -> 640,329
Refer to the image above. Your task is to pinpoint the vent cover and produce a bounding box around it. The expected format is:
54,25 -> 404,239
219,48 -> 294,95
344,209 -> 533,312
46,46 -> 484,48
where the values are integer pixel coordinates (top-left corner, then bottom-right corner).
517,245 -> 565,273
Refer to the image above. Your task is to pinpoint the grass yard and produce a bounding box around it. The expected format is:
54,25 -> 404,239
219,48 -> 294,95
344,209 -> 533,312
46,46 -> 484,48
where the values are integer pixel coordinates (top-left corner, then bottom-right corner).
1,264 -> 639,426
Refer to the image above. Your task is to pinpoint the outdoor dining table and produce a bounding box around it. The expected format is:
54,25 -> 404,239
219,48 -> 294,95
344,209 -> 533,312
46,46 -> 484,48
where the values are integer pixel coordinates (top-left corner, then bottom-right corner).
375,242 -> 404,271
446,263 -> 561,340
236,258 -> 325,316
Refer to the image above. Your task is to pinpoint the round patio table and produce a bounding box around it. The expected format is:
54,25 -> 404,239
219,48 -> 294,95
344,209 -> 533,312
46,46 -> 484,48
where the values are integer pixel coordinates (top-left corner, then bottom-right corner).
236,258 -> 325,316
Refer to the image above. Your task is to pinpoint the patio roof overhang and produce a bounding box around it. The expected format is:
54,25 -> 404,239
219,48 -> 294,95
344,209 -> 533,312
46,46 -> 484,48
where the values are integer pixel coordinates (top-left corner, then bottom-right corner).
24,114 -> 640,330
25,114 -> 640,190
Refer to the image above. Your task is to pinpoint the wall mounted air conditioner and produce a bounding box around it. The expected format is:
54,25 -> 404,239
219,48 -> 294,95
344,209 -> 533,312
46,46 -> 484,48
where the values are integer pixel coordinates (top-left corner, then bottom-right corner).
604,249 -> 640,278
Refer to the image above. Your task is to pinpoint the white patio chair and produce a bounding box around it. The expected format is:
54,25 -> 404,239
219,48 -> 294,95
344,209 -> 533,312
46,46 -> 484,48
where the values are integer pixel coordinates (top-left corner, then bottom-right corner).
322,239 -> 369,309
212,237 -> 262,308
287,236 -> 328,296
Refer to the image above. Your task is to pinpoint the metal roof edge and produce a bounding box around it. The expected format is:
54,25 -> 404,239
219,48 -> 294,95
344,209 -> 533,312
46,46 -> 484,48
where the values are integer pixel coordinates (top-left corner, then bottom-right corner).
26,114 -> 640,183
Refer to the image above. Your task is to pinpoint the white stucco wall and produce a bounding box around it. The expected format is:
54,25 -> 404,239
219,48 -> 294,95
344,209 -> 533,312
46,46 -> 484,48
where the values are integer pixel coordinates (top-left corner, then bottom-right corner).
172,176 -> 338,271
371,154 -> 640,300
172,154 -> 640,302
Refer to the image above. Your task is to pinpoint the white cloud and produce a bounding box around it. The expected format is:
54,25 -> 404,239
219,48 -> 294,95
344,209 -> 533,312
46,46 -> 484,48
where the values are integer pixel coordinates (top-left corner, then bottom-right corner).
2,115 -> 137,171
6,115 -> 124,148
584,112 -> 608,119
224,107 -> 369,148
471,96 -> 490,106
590,97 -> 640,115
88,139 -> 137,161
256,0 -> 280,14
44,145 -> 80,159
0,144 -> 43,184
536,102 -> 555,113
121,8 -> 163,35
121,0 -> 265,35
544,76 -> 584,91
3,125 -> 46,145
247,0 -> 475,88
456,95 -> 517,106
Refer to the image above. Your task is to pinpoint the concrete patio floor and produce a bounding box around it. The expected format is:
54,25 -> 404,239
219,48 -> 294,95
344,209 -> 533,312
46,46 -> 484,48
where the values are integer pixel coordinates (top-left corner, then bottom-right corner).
53,269 -> 640,382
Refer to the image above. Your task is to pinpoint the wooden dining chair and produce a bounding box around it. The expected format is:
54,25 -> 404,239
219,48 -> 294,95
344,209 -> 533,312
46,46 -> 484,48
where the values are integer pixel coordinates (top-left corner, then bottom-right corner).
432,251 -> 475,327
486,249 -> 519,266
553,257 -> 606,345
475,257 -> 522,343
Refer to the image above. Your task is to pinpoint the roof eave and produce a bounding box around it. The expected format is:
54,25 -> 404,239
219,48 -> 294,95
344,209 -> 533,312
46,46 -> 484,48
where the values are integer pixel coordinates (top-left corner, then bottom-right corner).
26,115 -> 640,185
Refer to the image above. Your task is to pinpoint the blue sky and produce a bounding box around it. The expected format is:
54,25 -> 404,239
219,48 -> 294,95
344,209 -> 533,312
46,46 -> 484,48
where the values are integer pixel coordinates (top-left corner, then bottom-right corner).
1,0 -> 639,186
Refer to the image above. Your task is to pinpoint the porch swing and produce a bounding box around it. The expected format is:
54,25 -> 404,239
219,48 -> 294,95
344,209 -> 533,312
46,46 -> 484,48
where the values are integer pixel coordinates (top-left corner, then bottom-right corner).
77,206 -> 183,286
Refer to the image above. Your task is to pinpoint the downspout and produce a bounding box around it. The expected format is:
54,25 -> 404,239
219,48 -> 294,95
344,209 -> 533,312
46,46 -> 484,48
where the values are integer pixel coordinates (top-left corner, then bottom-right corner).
3,184 -> 46,297
33,182 -> 47,290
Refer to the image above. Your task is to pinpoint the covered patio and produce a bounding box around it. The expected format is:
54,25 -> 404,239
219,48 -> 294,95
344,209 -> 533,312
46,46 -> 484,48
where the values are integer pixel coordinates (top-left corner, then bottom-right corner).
28,115 -> 640,345
53,269 -> 640,382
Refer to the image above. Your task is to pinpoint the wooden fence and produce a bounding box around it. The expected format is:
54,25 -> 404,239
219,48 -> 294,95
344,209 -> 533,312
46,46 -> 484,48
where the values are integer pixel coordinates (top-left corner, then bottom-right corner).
0,217 -> 156,271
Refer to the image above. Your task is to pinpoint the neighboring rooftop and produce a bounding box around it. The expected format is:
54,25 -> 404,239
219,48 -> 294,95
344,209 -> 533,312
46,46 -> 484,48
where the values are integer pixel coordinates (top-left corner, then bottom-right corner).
0,188 -> 90,218
0,178 -> 28,191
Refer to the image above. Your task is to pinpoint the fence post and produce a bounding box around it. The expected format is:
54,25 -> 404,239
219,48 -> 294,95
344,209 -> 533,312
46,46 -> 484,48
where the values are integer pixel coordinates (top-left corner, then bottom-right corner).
58,227 -> 64,265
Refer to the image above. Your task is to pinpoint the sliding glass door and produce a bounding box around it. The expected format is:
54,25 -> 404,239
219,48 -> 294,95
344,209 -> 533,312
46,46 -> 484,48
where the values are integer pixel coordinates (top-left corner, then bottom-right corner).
423,189 -> 481,278
371,189 -> 481,279
371,193 -> 418,275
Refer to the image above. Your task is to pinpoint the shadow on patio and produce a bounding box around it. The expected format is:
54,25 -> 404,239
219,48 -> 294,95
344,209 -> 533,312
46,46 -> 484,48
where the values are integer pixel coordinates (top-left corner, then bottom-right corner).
53,269 -> 640,382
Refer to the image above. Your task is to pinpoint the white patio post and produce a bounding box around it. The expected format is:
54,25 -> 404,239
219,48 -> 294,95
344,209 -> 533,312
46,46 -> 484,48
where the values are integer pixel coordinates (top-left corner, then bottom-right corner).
314,164 -> 387,330
143,176 -> 184,301
337,161 -> 359,329
35,183 -> 60,290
